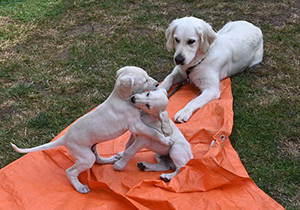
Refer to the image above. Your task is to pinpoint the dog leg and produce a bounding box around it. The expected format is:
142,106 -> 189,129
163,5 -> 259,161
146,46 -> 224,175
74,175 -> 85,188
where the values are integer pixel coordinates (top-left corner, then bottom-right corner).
125,134 -> 136,149
159,66 -> 186,91
160,168 -> 180,182
160,143 -> 193,182
174,88 -> 220,123
66,147 -> 96,194
114,136 -> 146,171
249,39 -> 264,67
92,144 -> 121,164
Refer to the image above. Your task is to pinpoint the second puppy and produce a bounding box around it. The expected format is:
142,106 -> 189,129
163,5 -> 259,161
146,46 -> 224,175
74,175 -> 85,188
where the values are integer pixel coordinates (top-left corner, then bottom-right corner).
113,88 -> 193,181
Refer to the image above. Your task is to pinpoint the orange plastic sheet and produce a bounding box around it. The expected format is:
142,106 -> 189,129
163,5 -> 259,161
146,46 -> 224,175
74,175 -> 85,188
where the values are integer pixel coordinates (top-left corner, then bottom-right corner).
0,78 -> 284,209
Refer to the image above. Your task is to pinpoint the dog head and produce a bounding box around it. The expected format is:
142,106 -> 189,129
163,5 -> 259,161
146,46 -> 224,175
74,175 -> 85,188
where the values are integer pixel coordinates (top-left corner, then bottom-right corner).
165,17 -> 216,67
131,88 -> 173,136
115,66 -> 159,100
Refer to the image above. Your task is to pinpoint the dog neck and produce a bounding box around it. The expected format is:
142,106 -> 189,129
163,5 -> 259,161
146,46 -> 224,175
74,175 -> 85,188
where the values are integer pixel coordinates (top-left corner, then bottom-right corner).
185,56 -> 205,84
185,46 -> 213,83
167,54 -> 207,98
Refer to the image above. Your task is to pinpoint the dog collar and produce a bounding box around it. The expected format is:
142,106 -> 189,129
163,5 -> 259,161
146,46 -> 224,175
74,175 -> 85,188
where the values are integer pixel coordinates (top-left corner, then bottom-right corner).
186,57 -> 205,84
167,55 -> 206,98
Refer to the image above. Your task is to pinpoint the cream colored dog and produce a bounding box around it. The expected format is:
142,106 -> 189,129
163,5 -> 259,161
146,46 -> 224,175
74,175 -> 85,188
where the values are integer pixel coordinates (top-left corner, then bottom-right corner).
160,17 -> 263,123
112,88 -> 193,181
11,66 -> 174,194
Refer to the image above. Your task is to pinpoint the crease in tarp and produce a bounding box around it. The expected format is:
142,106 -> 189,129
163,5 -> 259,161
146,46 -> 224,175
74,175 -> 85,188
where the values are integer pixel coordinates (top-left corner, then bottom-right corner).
0,78 -> 285,210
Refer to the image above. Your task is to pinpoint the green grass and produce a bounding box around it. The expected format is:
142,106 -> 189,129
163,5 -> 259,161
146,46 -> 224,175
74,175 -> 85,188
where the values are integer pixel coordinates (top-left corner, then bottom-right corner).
0,0 -> 299,209
0,0 -> 64,22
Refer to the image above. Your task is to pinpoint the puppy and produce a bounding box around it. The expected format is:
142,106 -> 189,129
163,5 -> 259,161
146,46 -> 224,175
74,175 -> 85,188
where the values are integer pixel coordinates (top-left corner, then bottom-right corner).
159,17 -> 263,122
113,88 -> 193,181
11,66 -> 173,194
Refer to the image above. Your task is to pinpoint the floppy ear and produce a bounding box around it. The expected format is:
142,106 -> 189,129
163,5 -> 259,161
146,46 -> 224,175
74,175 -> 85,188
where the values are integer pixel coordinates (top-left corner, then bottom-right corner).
165,20 -> 178,52
159,111 -> 173,136
115,76 -> 134,100
198,24 -> 216,54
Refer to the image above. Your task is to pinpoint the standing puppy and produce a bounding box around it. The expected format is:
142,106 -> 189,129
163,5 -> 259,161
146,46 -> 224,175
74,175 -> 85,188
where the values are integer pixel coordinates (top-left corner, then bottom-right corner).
159,17 -> 263,123
11,66 -> 173,194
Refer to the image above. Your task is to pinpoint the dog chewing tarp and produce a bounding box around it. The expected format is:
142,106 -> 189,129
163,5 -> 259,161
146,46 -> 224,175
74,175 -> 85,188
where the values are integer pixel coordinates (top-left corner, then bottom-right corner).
0,78 -> 284,209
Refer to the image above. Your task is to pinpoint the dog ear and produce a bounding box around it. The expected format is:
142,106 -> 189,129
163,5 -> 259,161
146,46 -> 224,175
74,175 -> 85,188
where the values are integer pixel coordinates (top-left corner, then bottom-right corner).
165,20 -> 178,52
115,76 -> 134,100
198,24 -> 216,54
159,111 -> 173,136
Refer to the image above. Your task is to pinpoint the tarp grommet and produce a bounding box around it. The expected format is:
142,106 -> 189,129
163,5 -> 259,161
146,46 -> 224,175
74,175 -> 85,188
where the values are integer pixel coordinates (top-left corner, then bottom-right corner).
210,140 -> 216,148
220,135 -> 226,141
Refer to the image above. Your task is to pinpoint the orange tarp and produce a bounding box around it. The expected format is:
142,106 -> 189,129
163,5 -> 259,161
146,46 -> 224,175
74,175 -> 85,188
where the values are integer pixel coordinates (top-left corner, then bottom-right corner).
0,78 -> 284,209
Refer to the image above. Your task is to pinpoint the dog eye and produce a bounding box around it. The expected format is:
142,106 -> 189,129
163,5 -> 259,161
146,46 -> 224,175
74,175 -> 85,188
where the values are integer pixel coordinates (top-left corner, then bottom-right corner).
187,39 -> 195,45
144,79 -> 148,83
146,92 -> 150,96
146,104 -> 151,109
175,37 -> 180,43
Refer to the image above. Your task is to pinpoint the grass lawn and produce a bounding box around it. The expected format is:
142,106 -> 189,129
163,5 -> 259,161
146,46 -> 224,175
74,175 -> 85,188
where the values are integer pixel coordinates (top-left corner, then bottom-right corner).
0,0 -> 299,209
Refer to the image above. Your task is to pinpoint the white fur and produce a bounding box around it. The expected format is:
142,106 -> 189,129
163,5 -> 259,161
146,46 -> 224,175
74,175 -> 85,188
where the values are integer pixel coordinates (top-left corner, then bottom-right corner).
11,66 -> 174,194
112,88 -> 193,181
160,17 -> 263,122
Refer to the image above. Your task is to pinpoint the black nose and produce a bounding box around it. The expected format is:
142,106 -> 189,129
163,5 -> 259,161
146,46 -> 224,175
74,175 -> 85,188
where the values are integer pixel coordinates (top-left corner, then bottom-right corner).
175,54 -> 185,65
131,96 -> 136,103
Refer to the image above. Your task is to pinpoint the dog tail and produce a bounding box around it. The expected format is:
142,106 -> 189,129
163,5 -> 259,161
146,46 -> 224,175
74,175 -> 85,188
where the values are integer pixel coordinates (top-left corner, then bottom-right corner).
11,136 -> 64,154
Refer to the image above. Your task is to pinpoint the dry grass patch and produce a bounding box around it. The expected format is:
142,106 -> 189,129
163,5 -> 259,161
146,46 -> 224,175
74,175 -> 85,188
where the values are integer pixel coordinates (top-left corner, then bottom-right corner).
0,16 -> 36,49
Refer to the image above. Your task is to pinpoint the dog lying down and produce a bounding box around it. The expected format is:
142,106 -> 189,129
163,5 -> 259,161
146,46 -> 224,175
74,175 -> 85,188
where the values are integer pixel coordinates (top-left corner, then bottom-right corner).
160,17 -> 263,123
112,88 -> 193,181
11,66 -> 174,194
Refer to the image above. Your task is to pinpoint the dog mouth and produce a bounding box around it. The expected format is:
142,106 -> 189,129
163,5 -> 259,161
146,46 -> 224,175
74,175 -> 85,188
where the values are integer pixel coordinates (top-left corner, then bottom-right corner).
131,96 -> 136,103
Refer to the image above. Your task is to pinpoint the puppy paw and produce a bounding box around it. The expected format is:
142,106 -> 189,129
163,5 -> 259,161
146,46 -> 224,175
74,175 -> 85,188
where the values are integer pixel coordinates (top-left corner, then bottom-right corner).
166,136 -> 175,146
137,162 -> 146,171
160,173 -> 172,182
113,160 -> 126,171
159,136 -> 174,146
110,154 -> 123,163
77,185 -> 91,194
109,152 -> 123,163
174,108 -> 193,123
116,151 -> 123,159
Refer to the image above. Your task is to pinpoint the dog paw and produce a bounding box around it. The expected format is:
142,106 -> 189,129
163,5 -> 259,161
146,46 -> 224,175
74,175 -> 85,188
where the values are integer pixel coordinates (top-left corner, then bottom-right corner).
137,162 -> 146,171
109,153 -> 123,163
77,185 -> 91,194
160,136 -> 174,146
113,160 -> 126,171
166,136 -> 175,146
174,108 -> 192,123
116,151 -> 123,159
160,173 -> 172,182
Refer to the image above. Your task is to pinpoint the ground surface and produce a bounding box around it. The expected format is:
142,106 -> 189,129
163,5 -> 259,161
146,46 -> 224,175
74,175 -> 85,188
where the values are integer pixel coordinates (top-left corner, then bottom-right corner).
0,0 -> 299,209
